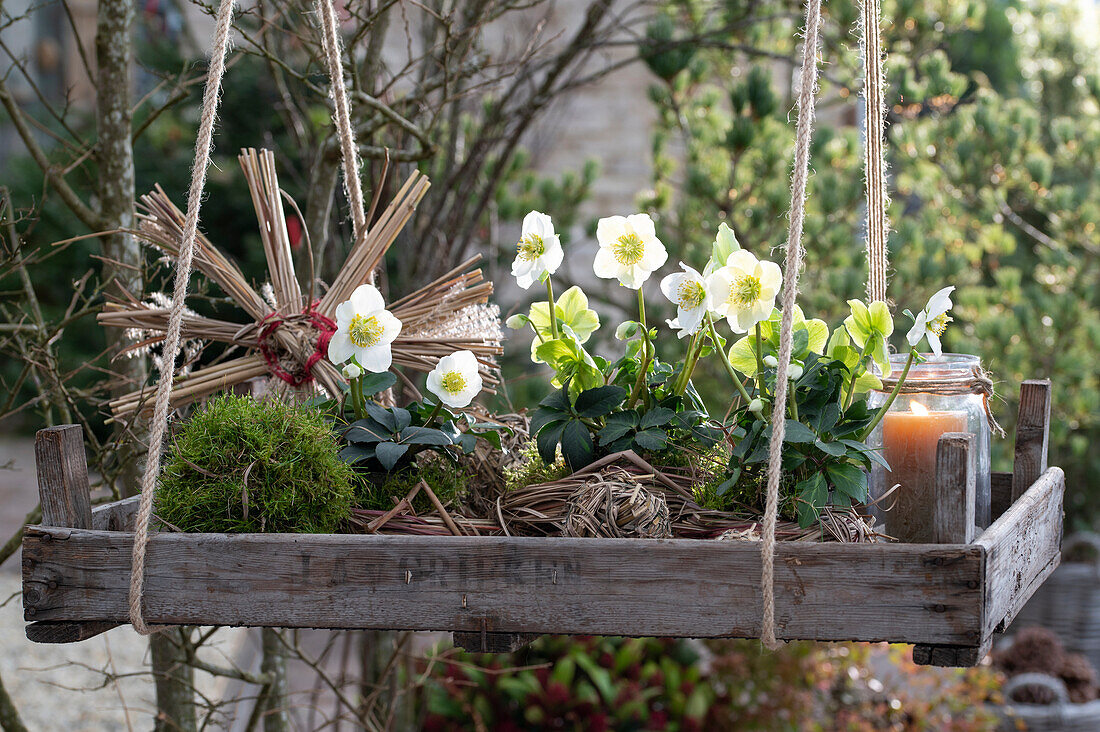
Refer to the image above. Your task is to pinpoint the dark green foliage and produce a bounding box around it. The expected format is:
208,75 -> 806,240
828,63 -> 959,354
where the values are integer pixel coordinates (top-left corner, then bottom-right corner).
157,395 -> 355,533
338,397 -> 508,473
530,374 -> 722,472
715,355 -> 885,527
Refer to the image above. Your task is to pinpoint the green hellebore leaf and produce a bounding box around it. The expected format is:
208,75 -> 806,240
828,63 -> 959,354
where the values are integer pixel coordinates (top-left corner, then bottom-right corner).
529,287 -> 600,363
728,335 -> 761,377
796,472 -> 828,528
826,326 -> 851,359
759,305 -> 827,357
706,222 -> 741,274
867,300 -> 894,337
574,385 -> 628,418
375,441 -> 411,471
869,333 -> 892,377
536,330 -> 604,398
783,419 -> 817,443
560,419 -> 595,470
844,299 -> 873,346
827,462 -> 868,501
851,370 -> 883,394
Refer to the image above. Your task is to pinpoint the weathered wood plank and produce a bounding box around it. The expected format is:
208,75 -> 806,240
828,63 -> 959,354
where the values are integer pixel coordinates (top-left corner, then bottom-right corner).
91,496 -> 139,532
933,433 -> 975,545
911,642 -> 989,668
22,530 -> 984,646
1012,380 -> 1051,503
976,466 -> 1064,636
25,621 -> 121,644
990,472 -> 1013,522
35,425 -> 92,529
30,425 -> 120,643
453,631 -> 538,654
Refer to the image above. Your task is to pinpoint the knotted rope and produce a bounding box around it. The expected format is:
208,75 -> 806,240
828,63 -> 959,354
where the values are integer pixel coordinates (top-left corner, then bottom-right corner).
860,0 -> 890,302
128,0 -> 370,633
760,0 -> 823,651
128,0 -> 237,635
879,365 -> 1006,437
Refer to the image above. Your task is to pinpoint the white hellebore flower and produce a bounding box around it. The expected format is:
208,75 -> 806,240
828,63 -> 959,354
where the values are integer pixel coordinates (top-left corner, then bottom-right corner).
660,263 -> 710,336
763,355 -> 779,368
906,286 -> 956,357
787,363 -> 804,381
328,284 -> 402,372
593,213 -> 668,289
705,250 -> 782,333
342,363 -> 363,380
748,398 -> 765,414
426,350 -> 483,409
511,211 -> 564,290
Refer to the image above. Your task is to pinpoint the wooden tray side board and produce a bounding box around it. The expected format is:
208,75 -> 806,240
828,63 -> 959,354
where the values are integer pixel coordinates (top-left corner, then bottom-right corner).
22,382 -> 1064,666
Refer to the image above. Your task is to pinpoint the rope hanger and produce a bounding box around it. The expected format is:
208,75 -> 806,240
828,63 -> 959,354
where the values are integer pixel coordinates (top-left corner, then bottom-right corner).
760,0 -> 890,647
126,0 -> 892,642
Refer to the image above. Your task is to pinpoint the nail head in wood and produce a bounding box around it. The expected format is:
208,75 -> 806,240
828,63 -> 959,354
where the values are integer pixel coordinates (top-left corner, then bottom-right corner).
35,425 -> 92,529
933,433 -> 976,544
1013,380 -> 1051,503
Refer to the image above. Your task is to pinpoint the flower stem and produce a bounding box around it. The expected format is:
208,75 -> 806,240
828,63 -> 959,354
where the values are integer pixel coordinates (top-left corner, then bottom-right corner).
708,316 -> 754,409
842,340 -> 872,410
789,379 -> 799,421
626,288 -> 654,409
754,322 -> 766,398
859,349 -> 917,440
545,278 -> 560,341
350,376 -> 365,419
425,401 -> 444,427
674,329 -> 703,396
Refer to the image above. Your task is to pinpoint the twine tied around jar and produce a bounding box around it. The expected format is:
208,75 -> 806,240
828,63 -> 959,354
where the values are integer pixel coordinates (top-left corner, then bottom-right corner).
879,364 -> 1006,438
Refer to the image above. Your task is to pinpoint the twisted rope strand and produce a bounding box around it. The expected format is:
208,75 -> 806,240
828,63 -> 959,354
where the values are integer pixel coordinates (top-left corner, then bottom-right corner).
316,0 -> 367,243
860,0 -> 890,302
128,0 -> 237,635
761,0 -> 823,651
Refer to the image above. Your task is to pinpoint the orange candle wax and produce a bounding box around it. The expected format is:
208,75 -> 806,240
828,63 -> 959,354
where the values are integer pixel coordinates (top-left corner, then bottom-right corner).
881,401 -> 967,543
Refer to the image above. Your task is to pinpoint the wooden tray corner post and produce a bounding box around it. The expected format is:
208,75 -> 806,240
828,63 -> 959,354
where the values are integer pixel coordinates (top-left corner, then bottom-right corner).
914,379 -> 1062,667
24,425 -> 119,642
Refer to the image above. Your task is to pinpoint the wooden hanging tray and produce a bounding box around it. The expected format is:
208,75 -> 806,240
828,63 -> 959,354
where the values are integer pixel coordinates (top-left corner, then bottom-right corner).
22,381 -> 1063,666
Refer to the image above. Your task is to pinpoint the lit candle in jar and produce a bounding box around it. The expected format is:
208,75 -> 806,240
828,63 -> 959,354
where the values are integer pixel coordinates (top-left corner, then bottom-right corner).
881,400 -> 967,543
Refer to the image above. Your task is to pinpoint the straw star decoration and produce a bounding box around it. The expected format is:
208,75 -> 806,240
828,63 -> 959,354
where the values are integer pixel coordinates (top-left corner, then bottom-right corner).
101,148 -> 502,420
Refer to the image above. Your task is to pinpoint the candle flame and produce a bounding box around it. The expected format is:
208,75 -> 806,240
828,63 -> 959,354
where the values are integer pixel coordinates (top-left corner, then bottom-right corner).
910,400 -> 929,416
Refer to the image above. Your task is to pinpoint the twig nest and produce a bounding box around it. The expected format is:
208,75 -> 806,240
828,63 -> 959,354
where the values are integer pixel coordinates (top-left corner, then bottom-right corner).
718,526 -> 761,541
563,468 -> 671,539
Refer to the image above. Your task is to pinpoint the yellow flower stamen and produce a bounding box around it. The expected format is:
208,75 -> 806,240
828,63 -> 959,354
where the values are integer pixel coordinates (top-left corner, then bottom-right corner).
348,314 -> 384,347
441,370 -> 467,393
516,234 -> 546,261
929,312 -> 952,336
613,233 -> 645,266
728,274 -> 762,308
677,280 -> 706,309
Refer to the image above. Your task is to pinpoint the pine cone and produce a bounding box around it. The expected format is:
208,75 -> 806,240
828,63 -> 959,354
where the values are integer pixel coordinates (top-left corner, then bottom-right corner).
1060,653 -> 1099,704
994,627 -> 1066,677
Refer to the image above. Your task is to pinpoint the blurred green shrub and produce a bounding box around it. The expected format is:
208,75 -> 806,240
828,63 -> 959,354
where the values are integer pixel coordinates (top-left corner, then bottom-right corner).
421,636 -> 1000,731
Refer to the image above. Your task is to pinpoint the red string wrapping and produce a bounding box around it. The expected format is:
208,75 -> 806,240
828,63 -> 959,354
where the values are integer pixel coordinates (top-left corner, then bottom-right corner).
256,301 -> 337,386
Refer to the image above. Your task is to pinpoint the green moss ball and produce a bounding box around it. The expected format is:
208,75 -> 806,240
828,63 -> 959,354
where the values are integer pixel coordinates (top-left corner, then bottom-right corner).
157,394 -> 355,533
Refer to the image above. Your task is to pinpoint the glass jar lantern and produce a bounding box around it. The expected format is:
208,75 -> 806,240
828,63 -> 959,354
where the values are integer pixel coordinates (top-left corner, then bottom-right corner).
866,353 -> 992,543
